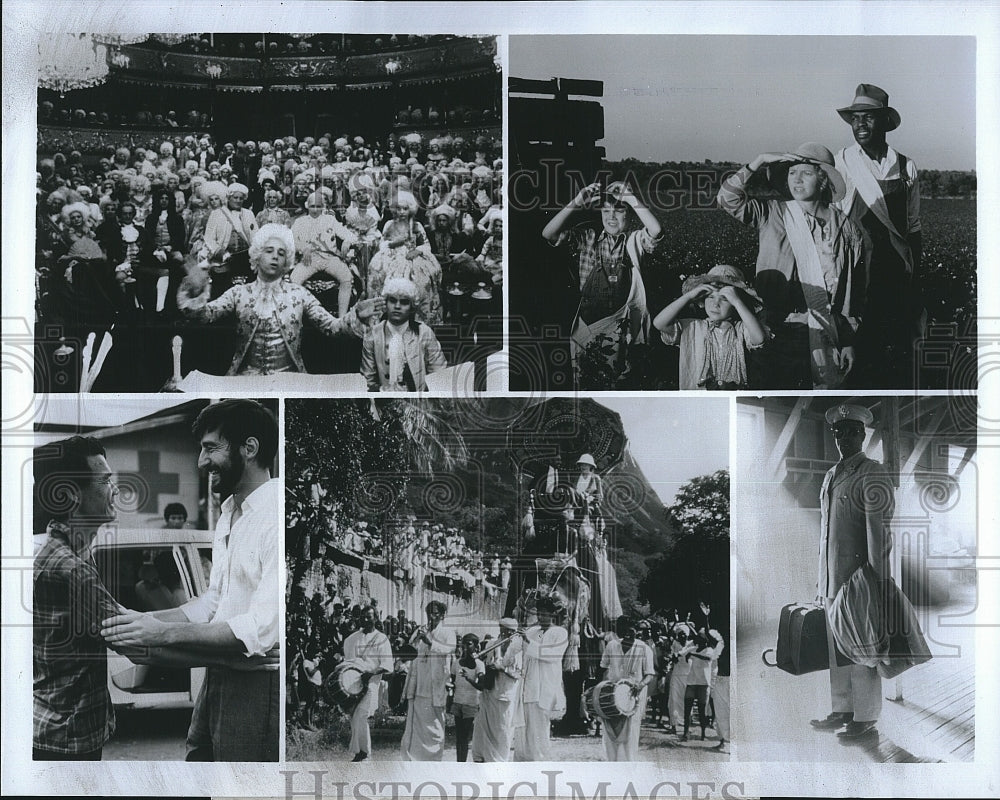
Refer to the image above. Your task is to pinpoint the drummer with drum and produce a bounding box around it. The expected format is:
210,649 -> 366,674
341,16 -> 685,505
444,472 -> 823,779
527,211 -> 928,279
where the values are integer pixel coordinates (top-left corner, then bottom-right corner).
597,616 -> 656,761
341,606 -> 394,762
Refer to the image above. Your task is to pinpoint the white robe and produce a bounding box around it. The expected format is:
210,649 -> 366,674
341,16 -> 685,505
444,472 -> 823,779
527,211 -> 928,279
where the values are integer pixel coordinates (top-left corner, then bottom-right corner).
514,625 -> 568,761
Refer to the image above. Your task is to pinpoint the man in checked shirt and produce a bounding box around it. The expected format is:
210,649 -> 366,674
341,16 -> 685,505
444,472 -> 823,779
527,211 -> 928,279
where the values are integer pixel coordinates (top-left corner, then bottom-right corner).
102,400 -> 280,761
542,180 -> 663,386
33,435 -> 123,760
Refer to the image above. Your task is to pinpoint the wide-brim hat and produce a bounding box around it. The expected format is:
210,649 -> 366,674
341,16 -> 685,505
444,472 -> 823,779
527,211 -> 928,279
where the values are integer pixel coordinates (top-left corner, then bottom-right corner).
766,142 -> 846,203
825,403 -> 874,426
837,83 -> 901,131
576,453 -> 596,468
681,264 -> 764,312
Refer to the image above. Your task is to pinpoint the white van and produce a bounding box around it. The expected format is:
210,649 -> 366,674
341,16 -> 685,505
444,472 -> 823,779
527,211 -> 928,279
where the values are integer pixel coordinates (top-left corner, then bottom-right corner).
90,528 -> 215,708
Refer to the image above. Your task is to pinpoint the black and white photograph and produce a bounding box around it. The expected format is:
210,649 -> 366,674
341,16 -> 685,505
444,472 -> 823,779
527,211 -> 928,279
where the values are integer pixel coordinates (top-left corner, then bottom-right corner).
5,1 -> 1000,799
32,32 -> 502,394
508,35 -> 976,392
284,396 -> 731,762
735,395 -> 977,763
31,397 -> 280,761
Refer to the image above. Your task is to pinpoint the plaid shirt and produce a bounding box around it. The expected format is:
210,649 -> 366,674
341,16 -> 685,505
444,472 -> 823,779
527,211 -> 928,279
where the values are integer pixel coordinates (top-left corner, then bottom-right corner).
33,525 -> 120,754
559,226 -> 660,323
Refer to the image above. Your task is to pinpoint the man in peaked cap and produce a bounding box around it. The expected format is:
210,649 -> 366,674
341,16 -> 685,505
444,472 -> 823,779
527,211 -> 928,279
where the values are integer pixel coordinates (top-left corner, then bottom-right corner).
810,403 -> 893,740
833,84 -> 922,389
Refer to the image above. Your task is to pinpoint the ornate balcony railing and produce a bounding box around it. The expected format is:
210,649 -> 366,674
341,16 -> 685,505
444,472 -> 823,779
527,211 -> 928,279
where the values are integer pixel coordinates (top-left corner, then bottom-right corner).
105,37 -> 498,89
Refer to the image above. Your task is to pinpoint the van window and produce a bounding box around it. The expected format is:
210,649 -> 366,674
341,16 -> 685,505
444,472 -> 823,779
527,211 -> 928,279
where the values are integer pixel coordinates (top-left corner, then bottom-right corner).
95,546 -> 190,613
96,545 -> 192,694
197,547 -> 213,587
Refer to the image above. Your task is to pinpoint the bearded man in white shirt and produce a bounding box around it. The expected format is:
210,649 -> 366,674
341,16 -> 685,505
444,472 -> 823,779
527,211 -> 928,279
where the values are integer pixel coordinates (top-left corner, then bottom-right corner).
102,399 -> 280,761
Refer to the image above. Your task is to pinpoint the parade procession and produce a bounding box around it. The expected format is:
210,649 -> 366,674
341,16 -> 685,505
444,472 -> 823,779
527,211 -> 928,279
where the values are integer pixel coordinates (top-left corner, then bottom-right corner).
284,397 -> 731,762
10,13 -> 992,800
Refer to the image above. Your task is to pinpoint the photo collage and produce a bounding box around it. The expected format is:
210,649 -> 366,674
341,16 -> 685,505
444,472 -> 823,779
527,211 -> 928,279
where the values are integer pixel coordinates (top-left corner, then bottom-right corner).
3,12 -> 994,800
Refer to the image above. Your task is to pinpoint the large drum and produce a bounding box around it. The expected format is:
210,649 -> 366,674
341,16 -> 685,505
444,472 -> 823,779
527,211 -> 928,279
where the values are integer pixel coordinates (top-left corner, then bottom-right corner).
326,660 -> 370,711
589,679 -> 639,721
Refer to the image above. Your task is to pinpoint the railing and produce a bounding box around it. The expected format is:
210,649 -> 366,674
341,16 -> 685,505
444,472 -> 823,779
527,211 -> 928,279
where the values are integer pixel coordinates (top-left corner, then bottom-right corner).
107,37 -> 498,86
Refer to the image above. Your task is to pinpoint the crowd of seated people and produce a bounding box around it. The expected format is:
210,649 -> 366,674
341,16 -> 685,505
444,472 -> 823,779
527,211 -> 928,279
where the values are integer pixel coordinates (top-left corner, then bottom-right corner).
323,516 -> 512,601
286,542 -> 512,733
38,100 -> 212,131
287,586 -> 427,728
35,129 -> 503,391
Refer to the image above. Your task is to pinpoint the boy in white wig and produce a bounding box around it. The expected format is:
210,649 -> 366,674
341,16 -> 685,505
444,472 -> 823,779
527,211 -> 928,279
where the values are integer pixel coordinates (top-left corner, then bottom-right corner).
361,277 -> 447,392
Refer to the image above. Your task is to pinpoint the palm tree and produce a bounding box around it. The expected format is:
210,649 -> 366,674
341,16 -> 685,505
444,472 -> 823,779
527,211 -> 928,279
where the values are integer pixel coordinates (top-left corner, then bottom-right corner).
382,399 -> 469,476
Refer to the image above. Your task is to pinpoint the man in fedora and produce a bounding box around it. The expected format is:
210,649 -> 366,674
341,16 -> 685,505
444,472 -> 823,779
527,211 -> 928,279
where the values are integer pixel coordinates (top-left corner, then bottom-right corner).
834,84 -> 922,388
810,403 -> 893,740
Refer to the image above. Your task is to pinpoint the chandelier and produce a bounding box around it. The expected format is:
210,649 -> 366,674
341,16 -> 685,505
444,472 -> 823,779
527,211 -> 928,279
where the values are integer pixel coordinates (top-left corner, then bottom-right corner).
38,33 -> 110,92
110,49 -> 131,69
384,59 -> 401,75
91,34 -> 150,47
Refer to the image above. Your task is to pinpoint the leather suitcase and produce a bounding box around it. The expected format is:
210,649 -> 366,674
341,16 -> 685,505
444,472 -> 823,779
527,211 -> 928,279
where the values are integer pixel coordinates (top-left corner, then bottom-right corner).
762,602 -> 848,675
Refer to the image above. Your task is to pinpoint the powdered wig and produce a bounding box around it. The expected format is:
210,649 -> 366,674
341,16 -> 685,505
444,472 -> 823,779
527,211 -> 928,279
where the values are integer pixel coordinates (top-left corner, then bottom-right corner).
200,180 -> 228,203
60,202 -> 90,224
392,190 -> 418,214
249,223 -> 296,267
381,276 -> 419,301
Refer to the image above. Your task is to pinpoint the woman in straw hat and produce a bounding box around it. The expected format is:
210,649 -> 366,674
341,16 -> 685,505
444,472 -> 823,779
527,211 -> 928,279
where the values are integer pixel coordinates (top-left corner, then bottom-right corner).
574,454 -> 604,515
717,142 -> 865,389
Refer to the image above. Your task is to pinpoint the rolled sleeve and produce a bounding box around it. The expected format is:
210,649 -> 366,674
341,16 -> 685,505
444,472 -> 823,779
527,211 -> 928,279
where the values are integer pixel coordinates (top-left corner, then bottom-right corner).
180,585 -> 218,624
71,561 -> 121,636
635,228 -> 662,253
659,320 -> 683,346
717,166 -> 767,228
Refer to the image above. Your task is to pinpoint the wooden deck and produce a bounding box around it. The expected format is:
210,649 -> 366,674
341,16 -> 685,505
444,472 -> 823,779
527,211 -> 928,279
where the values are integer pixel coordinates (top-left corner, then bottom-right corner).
735,582 -> 976,763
